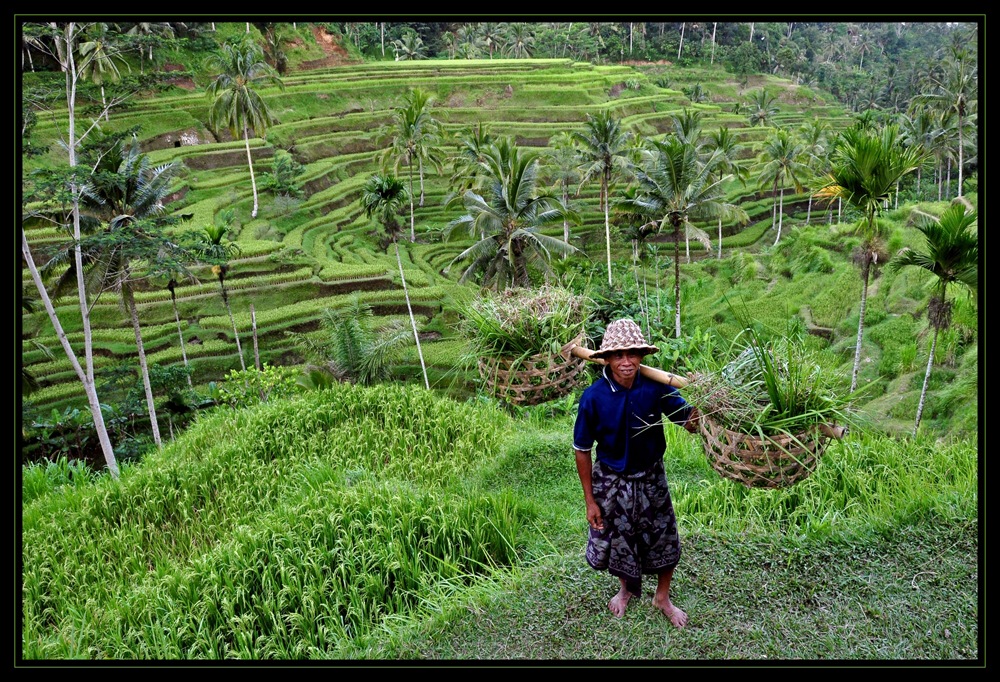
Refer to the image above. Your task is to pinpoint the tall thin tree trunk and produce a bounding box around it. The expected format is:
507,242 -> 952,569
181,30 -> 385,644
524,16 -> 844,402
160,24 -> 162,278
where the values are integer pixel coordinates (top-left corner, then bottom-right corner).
39,23 -> 119,476
169,284 -> 193,388
710,22 -> 717,64
244,126 -> 259,219
251,302 -> 261,371
23,231 -> 119,477
678,22 -> 685,60
124,285 -> 161,448
604,179 -> 612,286
395,240 -> 429,389
914,326 -> 939,434
408,160 -> 416,242
851,263 -> 871,393
773,188 -> 785,245
673,227 -> 682,338
220,277 -> 245,371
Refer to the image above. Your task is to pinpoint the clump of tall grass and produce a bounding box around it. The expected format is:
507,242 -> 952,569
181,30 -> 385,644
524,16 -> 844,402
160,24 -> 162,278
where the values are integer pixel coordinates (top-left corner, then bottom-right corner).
457,285 -> 590,359
684,300 -> 859,438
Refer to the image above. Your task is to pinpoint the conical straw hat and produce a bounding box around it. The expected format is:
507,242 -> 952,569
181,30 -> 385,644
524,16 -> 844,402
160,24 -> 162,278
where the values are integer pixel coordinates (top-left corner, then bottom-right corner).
591,319 -> 659,359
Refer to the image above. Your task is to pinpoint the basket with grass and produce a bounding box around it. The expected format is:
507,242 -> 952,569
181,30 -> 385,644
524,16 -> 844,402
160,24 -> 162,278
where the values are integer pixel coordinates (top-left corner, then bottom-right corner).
684,318 -> 854,489
459,286 -> 591,406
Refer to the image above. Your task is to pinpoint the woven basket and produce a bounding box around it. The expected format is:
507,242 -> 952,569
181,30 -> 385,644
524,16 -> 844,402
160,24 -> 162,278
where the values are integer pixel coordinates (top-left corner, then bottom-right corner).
698,413 -> 832,488
478,335 -> 589,406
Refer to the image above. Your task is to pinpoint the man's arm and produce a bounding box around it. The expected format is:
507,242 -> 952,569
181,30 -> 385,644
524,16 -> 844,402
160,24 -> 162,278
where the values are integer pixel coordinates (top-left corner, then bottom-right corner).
575,448 -> 603,531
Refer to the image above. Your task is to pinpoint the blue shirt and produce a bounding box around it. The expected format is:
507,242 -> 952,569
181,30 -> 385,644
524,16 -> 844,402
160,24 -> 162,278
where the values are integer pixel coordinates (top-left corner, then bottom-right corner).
573,366 -> 693,475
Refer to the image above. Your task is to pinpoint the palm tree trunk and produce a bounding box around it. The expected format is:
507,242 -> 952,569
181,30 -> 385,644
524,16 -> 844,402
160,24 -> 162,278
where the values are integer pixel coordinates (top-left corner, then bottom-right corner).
603,179 -> 612,286
850,265 -> 871,393
251,302 -> 261,371
221,278 -> 246,371
418,156 -> 426,207
673,226 -> 682,338
710,22 -> 717,64
717,216 -> 723,259
244,126 -> 259,219
169,286 -> 194,388
395,240 -> 429,389
408,162 -> 416,242
124,285 -> 162,448
23,230 -> 120,477
913,326 -> 939,434
773,188 -> 785,245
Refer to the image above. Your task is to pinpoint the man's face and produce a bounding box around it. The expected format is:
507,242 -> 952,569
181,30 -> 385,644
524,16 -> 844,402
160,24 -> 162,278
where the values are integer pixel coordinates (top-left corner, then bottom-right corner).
607,349 -> 643,386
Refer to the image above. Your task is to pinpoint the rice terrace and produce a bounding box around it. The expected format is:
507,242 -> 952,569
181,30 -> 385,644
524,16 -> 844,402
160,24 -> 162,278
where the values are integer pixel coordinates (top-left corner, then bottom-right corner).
18,19 -> 980,663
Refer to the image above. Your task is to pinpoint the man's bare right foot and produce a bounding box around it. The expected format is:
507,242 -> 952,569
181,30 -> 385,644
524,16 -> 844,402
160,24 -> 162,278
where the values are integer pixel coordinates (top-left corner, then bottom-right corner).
653,596 -> 688,628
608,587 -> 633,618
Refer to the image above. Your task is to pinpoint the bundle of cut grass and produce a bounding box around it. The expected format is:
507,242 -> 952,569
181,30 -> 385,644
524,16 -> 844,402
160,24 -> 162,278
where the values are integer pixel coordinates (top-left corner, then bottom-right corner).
458,285 -> 591,406
684,321 -> 857,488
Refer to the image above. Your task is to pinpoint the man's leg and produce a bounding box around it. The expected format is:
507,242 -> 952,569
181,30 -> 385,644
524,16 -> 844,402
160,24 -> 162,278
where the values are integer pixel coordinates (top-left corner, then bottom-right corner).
652,567 -> 688,628
608,576 -> 633,618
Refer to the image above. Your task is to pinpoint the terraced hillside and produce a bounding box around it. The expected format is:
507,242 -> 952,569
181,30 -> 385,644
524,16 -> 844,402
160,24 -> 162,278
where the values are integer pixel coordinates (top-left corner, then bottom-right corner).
22,52 -> 855,416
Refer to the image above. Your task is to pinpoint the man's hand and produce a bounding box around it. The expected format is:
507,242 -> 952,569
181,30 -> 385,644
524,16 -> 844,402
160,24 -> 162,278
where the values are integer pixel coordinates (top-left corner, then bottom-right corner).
586,500 -> 604,531
684,406 -> 700,434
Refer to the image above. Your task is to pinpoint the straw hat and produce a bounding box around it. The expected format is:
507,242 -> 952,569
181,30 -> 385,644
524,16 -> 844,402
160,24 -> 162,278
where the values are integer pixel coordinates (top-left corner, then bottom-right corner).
591,319 -> 659,359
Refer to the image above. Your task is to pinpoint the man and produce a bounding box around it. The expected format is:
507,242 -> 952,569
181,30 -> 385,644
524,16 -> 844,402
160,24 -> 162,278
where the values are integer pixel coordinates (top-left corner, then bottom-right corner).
573,319 -> 699,627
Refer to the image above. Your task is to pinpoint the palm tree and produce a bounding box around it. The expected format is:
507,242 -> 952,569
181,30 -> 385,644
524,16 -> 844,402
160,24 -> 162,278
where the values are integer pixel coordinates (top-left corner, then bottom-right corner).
544,131 -> 582,251
573,110 -> 635,286
391,30 -> 427,61
360,172 -> 429,390
753,127 -> 809,245
912,45 -> 976,198
205,39 -> 284,219
704,125 -> 746,259
622,137 -> 747,338
888,200 -> 977,434
745,88 -> 779,128
442,137 -> 579,290
196,213 -> 246,371
504,23 -> 535,58
77,22 -> 128,121
379,88 -> 443,241
445,122 -> 494,210
815,123 -> 927,392
798,118 -> 830,223
60,137 -> 183,449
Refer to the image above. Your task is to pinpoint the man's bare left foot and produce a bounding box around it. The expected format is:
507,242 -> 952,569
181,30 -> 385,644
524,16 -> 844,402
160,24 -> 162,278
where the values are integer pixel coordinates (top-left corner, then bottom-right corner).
653,596 -> 688,628
608,587 -> 633,618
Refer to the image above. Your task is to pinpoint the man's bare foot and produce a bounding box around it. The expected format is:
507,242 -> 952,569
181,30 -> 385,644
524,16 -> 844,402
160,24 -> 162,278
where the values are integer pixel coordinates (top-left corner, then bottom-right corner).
653,596 -> 688,628
608,586 -> 633,618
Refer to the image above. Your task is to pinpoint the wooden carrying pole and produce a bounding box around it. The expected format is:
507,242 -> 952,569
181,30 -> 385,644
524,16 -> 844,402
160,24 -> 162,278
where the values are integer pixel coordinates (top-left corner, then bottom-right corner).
569,343 -> 688,388
569,343 -> 846,441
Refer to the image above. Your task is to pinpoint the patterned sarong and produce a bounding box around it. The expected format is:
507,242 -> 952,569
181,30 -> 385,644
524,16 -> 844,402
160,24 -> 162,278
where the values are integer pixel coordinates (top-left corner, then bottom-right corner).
585,458 -> 681,597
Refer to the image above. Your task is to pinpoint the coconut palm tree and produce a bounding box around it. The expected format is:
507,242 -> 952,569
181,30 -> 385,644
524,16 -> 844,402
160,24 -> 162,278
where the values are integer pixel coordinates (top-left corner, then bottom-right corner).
888,200 -> 977,434
745,88 -> 779,128
445,122 -> 494,210
704,125 -> 746,258
544,131 -> 582,251
51,137 -> 183,449
912,45 -> 977,198
443,137 -> 579,290
196,213 -> 246,371
205,39 -> 284,219
573,110 -> 635,286
360,172 -> 429,390
77,22 -> 128,121
753,127 -> 809,245
815,123 -> 927,392
379,88 -> 443,240
391,30 -> 427,61
622,137 -> 747,338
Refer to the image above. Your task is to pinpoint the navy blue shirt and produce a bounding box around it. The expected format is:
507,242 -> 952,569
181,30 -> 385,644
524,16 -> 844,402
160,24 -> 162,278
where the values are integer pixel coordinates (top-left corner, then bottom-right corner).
573,366 -> 693,475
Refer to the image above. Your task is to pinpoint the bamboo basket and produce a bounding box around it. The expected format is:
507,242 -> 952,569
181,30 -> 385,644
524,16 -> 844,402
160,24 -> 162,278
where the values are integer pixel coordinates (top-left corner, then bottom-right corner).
698,412 -> 836,488
478,334 -> 589,406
